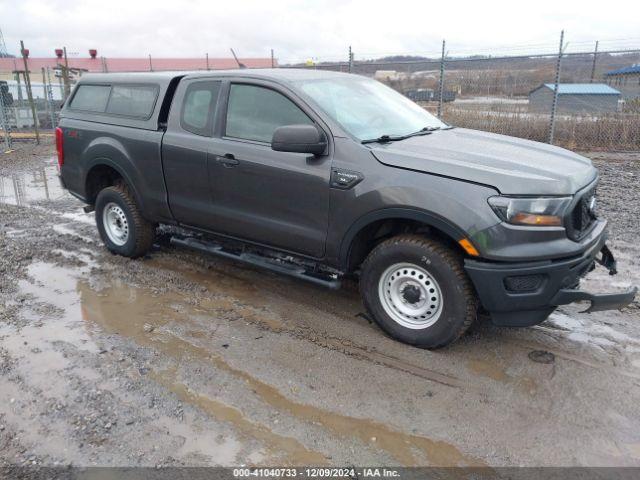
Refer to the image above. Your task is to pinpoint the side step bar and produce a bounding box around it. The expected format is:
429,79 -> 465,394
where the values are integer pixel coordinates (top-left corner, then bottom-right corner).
170,236 -> 342,290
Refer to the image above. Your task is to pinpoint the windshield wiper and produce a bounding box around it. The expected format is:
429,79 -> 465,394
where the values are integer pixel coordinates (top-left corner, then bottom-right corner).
361,127 -> 434,144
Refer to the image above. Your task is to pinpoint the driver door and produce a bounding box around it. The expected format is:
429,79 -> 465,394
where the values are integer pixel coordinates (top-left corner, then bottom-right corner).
206,82 -> 332,258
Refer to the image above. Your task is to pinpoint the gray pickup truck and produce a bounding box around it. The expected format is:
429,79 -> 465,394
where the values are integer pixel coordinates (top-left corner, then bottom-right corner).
57,69 -> 636,348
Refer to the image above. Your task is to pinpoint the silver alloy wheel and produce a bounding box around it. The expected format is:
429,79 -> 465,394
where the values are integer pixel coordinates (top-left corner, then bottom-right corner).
378,262 -> 443,329
102,202 -> 129,246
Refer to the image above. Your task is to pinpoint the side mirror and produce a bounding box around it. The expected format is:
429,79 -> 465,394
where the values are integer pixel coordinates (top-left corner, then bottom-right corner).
271,124 -> 327,156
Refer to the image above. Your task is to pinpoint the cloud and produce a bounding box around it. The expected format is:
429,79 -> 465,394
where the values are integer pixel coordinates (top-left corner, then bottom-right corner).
2,0 -> 640,62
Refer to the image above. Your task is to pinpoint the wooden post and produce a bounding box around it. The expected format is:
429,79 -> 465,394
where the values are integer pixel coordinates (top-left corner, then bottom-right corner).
21,40 -> 40,144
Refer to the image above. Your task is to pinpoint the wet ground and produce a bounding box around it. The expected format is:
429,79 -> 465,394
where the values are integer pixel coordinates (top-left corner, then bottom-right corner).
0,143 -> 639,468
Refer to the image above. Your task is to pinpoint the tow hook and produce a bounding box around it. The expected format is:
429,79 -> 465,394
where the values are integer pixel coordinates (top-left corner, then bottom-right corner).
596,245 -> 617,275
83,205 -> 95,214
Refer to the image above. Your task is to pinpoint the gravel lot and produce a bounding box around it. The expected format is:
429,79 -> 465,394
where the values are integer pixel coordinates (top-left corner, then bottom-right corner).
0,141 -> 639,469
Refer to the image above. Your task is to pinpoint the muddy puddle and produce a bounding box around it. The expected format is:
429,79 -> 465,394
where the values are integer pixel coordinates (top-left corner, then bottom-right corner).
0,164 -> 64,206
6,261 -> 482,466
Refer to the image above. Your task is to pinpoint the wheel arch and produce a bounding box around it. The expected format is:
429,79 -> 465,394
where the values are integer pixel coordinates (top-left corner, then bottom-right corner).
84,158 -> 145,211
339,208 -> 471,273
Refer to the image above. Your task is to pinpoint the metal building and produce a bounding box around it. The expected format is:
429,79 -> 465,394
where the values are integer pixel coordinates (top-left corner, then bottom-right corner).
528,83 -> 621,114
604,64 -> 640,100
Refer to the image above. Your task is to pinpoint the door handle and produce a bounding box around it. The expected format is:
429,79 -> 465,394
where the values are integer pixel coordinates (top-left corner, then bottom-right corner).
215,154 -> 239,168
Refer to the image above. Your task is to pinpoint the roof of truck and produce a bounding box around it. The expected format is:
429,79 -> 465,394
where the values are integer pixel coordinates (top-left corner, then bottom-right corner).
186,68 -> 351,81
78,68 -> 353,85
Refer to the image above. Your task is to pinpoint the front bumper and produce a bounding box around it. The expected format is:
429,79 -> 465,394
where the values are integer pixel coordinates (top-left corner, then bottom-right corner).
464,232 -> 637,327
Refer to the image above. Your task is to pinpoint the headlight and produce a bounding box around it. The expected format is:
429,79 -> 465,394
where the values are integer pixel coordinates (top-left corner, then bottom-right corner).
488,196 -> 572,226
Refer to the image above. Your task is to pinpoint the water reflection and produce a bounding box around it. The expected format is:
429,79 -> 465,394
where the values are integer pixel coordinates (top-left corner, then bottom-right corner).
0,165 -> 65,206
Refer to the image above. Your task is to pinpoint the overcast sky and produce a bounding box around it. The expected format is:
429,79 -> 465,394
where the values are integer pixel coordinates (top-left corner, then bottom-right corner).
2,0 -> 640,62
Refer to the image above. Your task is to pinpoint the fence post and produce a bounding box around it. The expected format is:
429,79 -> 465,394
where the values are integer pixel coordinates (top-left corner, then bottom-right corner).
15,69 -> 23,102
62,46 -> 71,101
41,67 -> 49,118
437,39 -> 446,118
21,40 -> 40,145
46,67 -> 56,129
590,40 -> 599,83
548,30 -> 564,145
0,87 -> 11,150
348,46 -> 353,73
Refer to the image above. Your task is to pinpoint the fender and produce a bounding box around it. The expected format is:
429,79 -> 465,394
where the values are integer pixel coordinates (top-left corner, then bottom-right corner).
338,207 -> 469,270
82,137 -> 147,213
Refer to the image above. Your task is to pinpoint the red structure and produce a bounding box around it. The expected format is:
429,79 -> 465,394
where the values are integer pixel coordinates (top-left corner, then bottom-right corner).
1,52 -> 274,73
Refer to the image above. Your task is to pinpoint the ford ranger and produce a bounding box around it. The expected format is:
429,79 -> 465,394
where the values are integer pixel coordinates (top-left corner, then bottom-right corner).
57,69 -> 637,348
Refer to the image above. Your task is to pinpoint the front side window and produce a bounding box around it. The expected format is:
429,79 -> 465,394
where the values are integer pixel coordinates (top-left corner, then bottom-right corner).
225,84 -> 313,143
69,85 -> 111,112
106,85 -> 158,118
181,81 -> 221,136
295,76 -> 446,142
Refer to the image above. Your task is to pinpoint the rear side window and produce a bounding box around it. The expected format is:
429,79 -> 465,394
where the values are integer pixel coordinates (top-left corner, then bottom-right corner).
106,85 -> 158,118
69,85 -> 111,112
181,81 -> 221,136
225,84 -> 313,143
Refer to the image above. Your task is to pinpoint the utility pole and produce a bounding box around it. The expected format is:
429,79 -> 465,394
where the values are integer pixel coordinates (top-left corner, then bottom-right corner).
271,49 -> 275,68
348,46 -> 353,73
20,40 -> 40,144
437,39 -> 446,118
548,30 -> 565,145
62,46 -> 71,100
206,52 -> 210,70
590,40 -> 599,83
148,54 -> 153,71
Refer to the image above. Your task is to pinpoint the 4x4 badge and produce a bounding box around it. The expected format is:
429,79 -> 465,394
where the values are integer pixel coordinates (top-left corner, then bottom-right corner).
330,168 -> 363,190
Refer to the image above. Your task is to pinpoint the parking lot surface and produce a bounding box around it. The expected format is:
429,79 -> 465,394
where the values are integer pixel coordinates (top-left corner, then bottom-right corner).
1,142 -> 639,467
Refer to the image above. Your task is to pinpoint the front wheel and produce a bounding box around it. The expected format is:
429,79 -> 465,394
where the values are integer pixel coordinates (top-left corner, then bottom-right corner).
360,234 -> 478,349
95,182 -> 155,258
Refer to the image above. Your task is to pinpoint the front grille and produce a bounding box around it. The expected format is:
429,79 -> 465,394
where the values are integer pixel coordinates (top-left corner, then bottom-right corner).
568,185 -> 597,240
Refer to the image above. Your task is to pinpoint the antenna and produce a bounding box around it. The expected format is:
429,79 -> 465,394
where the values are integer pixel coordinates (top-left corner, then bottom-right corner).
0,28 -> 9,57
230,48 -> 246,69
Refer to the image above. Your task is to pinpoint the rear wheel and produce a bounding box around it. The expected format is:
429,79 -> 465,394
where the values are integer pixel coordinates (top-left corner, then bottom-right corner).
95,182 -> 155,258
360,234 -> 478,348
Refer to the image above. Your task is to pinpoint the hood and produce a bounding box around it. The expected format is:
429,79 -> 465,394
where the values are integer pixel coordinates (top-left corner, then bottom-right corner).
370,128 -> 597,195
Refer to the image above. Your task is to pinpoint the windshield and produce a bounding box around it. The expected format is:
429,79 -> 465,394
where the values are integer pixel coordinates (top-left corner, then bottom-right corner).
294,76 -> 447,142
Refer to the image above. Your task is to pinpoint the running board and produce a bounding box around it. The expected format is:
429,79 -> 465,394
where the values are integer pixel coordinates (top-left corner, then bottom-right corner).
170,236 -> 342,290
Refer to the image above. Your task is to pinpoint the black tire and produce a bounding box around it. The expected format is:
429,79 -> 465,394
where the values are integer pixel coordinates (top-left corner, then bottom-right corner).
360,234 -> 478,349
95,182 -> 155,258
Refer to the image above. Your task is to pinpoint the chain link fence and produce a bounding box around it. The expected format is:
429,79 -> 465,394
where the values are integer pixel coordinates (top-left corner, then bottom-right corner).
2,35 -> 640,152
292,37 -> 640,151
0,68 -> 63,149
434,48 -> 640,152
